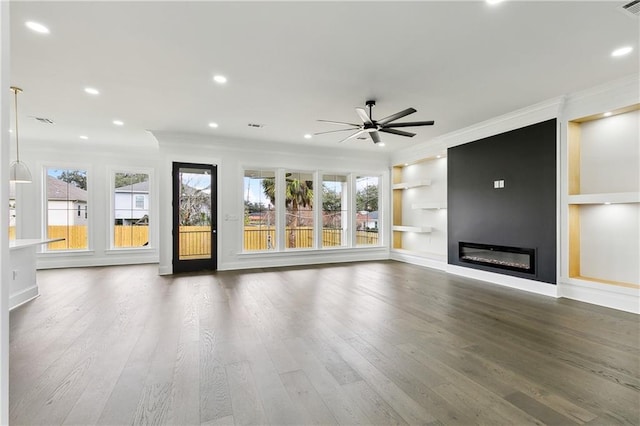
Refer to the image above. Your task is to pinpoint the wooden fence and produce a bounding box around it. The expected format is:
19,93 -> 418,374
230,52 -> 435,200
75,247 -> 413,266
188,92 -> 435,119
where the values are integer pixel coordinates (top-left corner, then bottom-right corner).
243,226 -> 378,250
12,225 -> 378,251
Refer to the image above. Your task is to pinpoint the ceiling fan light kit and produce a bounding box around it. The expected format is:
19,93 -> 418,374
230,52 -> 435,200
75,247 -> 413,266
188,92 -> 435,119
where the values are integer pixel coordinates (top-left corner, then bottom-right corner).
316,100 -> 435,144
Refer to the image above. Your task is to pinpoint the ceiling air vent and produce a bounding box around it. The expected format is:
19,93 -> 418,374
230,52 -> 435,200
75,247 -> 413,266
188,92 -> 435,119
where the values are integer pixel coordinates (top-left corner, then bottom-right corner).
619,0 -> 640,17
30,116 -> 55,124
247,123 -> 265,128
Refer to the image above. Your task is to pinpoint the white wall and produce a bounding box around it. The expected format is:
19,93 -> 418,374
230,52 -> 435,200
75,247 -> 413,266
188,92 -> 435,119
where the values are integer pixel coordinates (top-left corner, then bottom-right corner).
154,132 -> 391,274
0,1 -> 10,422
579,203 -> 639,284
580,110 -> 639,194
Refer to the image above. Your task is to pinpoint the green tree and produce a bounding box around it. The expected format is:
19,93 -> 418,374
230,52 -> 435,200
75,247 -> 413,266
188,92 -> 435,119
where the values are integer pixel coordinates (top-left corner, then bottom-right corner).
322,184 -> 341,212
115,173 -> 148,188
262,175 -> 313,247
59,170 -> 87,190
356,184 -> 378,212
322,184 -> 342,230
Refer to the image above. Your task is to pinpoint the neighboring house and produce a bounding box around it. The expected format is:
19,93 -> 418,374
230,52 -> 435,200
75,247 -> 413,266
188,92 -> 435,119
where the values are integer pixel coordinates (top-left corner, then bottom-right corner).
357,210 -> 378,230
46,176 -> 88,226
114,180 -> 149,225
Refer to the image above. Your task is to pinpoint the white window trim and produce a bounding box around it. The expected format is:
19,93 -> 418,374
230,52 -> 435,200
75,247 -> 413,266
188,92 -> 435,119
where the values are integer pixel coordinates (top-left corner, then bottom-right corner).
41,164 -> 92,253
108,167 -> 154,250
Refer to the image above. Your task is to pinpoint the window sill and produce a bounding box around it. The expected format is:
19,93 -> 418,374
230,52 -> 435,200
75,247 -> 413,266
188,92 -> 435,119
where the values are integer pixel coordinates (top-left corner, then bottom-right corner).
105,247 -> 156,255
38,249 -> 95,257
238,245 -> 385,257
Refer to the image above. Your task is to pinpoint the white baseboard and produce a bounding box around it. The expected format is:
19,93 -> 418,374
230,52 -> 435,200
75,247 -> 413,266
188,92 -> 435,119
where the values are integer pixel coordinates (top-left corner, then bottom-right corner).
390,249 -> 447,271
219,248 -> 389,271
559,279 -> 639,314
447,264 -> 559,298
158,265 -> 172,275
9,286 -> 39,310
37,255 -> 158,270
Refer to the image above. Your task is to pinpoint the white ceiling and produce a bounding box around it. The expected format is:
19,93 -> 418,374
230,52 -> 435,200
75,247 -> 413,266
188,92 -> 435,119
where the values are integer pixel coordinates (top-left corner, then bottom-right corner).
9,1 -> 639,153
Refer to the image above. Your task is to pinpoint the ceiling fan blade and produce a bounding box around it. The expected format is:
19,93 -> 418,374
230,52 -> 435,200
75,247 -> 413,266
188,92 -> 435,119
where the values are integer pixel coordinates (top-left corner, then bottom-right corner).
356,107 -> 373,124
377,107 -> 417,125
338,129 -> 365,143
314,127 -> 360,135
383,120 -> 435,128
379,128 -> 416,137
317,119 -> 360,127
370,131 -> 381,144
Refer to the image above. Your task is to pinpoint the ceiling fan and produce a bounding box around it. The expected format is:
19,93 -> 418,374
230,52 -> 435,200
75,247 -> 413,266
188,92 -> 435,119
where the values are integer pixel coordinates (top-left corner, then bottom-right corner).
315,100 -> 434,144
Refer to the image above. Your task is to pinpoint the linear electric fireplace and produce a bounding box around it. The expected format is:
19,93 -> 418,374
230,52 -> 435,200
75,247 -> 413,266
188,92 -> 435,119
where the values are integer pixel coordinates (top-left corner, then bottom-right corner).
459,242 -> 535,274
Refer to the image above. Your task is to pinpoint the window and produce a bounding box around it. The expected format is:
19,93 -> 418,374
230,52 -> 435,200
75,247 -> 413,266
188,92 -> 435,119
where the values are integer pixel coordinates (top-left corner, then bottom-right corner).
8,195 -> 16,241
113,172 -> 150,248
322,174 -> 348,247
285,171 -> 314,249
45,168 -> 88,250
356,175 -> 380,246
244,169 -> 276,251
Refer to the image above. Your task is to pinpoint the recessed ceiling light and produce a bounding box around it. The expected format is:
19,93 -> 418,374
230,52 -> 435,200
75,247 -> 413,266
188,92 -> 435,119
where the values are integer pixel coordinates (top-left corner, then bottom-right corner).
79,135 -> 88,140
378,143 -> 385,147
404,163 -> 409,166
213,75 -> 227,84
603,112 -> 613,117
209,122 -> 219,128
113,120 -> 124,126
84,87 -> 100,95
604,202 -> 611,205
304,134 -> 312,139
486,0 -> 505,5
611,46 -> 633,57
25,21 -> 50,34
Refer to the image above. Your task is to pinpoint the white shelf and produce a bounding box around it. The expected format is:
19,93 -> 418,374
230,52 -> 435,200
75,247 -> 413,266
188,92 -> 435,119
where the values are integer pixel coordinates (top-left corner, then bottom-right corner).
393,179 -> 431,190
412,202 -> 447,210
568,192 -> 640,205
392,225 -> 432,233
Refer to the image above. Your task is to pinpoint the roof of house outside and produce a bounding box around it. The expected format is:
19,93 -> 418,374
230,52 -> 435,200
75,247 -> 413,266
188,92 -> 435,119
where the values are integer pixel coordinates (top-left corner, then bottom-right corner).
47,175 -> 88,202
115,181 -> 149,193
357,211 -> 378,220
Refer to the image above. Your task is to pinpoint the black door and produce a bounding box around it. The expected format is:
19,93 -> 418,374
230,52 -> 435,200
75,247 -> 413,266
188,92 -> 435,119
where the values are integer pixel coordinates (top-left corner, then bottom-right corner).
172,162 -> 217,273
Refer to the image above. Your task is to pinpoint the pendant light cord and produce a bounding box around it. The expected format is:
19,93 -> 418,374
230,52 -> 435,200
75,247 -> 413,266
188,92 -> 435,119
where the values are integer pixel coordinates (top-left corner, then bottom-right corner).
12,87 -> 20,162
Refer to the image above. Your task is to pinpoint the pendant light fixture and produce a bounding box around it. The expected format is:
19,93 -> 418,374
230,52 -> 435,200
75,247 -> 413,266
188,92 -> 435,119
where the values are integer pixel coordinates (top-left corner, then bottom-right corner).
9,86 -> 32,183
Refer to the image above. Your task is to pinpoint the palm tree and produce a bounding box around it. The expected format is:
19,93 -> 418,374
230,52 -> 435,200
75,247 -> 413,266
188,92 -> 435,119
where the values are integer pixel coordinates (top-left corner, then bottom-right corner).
262,174 -> 313,247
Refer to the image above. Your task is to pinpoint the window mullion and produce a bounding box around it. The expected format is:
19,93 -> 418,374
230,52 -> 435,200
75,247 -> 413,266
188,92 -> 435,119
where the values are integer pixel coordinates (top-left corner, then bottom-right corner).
275,168 -> 286,251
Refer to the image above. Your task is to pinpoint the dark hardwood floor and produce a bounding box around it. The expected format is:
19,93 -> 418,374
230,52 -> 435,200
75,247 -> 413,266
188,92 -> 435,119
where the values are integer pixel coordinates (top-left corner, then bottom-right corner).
9,261 -> 640,425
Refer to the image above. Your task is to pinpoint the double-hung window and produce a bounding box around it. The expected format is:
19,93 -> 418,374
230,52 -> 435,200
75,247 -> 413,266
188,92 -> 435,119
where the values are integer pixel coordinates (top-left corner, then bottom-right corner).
45,168 -> 89,251
113,172 -> 150,248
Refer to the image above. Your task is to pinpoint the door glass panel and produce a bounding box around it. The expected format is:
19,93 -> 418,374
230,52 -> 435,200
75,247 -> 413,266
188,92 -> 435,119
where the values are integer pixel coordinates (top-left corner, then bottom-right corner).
178,167 -> 211,260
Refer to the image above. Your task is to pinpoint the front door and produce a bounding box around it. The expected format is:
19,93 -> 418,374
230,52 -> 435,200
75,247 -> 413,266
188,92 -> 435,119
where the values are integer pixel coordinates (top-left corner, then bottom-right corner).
172,162 -> 217,273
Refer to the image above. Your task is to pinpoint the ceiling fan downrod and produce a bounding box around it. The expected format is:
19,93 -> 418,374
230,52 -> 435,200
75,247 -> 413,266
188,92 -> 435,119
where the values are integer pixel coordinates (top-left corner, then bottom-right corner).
366,100 -> 376,120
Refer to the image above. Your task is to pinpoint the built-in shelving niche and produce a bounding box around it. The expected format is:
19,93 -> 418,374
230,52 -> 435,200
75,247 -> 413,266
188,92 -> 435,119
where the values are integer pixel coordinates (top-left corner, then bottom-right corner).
567,104 -> 640,289
392,156 -> 447,257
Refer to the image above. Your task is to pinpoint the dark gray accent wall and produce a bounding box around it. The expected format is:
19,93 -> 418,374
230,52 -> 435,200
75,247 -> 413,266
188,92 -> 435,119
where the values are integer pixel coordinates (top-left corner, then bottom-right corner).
447,119 -> 557,284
